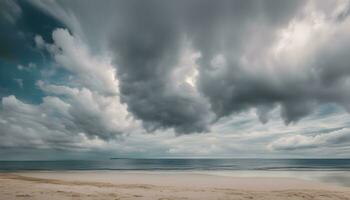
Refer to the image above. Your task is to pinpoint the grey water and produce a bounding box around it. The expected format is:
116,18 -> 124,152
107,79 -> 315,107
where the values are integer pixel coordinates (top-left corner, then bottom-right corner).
0,159 -> 350,171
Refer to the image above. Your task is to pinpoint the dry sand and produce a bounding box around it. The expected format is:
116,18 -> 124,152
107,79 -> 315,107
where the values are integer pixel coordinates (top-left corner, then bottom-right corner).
1,171 -> 350,200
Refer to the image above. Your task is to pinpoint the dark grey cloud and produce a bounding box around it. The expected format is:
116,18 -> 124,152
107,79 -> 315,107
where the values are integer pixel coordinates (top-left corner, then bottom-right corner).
109,1 -> 214,133
108,0 -> 307,133
187,0 -> 350,124
23,0 -> 350,135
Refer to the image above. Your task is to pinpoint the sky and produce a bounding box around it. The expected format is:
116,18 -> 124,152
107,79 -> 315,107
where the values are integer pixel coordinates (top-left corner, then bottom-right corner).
1,0 -> 350,160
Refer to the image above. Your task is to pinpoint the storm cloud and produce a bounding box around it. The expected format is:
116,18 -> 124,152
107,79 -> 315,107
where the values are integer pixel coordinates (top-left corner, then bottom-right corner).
28,0 -> 350,135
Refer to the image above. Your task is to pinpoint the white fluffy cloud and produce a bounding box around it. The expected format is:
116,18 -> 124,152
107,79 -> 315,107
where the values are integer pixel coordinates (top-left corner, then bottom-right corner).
0,28 -> 141,150
0,95 -> 106,149
269,128 -> 350,151
35,28 -> 118,95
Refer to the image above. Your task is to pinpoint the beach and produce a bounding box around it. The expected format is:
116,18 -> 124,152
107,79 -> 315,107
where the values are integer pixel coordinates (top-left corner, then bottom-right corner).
1,171 -> 350,200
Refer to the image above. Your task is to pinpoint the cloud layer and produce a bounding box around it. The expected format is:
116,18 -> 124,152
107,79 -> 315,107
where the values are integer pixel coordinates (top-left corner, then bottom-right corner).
1,0 -> 350,158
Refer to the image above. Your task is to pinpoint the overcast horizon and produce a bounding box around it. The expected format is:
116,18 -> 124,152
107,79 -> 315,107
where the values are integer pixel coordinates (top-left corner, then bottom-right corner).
1,0 -> 350,160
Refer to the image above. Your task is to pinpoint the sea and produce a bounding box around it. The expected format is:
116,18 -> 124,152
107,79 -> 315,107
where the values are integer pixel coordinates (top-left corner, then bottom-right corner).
1,159 -> 350,186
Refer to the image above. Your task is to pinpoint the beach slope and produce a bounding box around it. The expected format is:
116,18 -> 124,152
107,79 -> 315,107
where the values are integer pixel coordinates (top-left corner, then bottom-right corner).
1,172 -> 350,200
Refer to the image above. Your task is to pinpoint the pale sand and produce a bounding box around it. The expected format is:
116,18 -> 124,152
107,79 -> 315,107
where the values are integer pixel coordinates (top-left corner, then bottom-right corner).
1,171 -> 350,200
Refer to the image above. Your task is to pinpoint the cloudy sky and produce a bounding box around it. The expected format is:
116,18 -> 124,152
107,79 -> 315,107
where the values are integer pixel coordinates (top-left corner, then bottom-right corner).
1,0 -> 350,160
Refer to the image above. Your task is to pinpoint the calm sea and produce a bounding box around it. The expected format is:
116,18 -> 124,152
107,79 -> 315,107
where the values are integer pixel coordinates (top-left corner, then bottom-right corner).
0,159 -> 350,171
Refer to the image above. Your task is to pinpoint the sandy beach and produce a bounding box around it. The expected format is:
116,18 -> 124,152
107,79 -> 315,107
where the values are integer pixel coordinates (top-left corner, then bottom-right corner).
1,171 -> 350,200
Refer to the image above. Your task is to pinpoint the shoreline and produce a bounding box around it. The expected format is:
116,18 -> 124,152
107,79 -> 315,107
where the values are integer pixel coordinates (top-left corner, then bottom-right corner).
5,169 -> 350,187
1,171 -> 350,199
10,170 -> 350,190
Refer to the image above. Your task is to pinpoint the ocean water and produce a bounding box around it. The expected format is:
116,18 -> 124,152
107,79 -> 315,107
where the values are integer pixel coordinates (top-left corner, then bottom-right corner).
0,159 -> 350,171
1,159 -> 350,186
